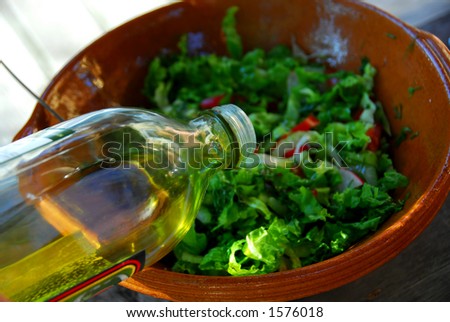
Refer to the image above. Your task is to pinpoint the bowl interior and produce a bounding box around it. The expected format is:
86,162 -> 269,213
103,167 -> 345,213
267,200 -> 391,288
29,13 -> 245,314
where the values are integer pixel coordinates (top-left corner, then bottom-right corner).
16,0 -> 450,301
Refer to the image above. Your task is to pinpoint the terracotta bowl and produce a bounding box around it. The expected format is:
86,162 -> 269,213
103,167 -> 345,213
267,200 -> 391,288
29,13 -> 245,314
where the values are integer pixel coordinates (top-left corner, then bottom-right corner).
16,0 -> 450,301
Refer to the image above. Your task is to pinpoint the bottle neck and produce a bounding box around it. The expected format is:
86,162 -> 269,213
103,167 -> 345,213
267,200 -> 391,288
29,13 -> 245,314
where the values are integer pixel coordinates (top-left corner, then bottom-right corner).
188,104 -> 256,172
188,113 -> 237,171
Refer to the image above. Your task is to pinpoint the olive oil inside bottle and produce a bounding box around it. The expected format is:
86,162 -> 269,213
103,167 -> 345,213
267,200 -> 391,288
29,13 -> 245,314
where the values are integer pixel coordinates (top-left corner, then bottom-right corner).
0,161 -> 183,301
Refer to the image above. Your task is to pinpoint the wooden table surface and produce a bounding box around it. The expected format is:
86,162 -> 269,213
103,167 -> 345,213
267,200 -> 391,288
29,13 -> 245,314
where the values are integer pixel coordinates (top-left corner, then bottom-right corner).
88,12 -> 450,303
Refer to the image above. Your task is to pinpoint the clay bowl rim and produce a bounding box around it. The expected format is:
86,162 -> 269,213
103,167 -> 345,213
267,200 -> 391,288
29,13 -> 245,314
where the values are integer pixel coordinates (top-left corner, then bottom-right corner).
20,0 -> 450,301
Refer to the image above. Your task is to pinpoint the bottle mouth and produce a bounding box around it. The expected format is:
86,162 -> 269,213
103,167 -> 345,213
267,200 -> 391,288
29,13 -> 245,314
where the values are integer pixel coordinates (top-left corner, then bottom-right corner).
211,104 -> 257,166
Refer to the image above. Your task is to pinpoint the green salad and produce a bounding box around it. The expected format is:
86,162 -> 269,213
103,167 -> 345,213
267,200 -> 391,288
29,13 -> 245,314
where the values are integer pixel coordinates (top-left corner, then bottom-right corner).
143,7 -> 408,276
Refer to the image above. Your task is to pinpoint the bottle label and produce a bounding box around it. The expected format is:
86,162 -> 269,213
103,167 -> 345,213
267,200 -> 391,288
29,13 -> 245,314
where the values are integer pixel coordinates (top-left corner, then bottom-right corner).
49,252 -> 146,302
0,128 -> 74,164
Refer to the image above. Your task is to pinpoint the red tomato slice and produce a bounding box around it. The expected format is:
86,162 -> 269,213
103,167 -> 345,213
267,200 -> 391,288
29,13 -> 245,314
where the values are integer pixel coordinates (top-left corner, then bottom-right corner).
200,94 -> 225,109
366,123 -> 383,151
291,115 -> 320,132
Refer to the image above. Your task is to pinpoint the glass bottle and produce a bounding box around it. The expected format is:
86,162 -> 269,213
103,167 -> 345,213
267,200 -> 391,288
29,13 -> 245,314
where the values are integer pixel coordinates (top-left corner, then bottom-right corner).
0,104 -> 256,301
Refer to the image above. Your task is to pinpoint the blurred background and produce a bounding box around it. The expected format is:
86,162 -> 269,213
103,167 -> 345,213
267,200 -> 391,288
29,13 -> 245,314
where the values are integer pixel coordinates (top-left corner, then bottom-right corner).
0,0 -> 449,147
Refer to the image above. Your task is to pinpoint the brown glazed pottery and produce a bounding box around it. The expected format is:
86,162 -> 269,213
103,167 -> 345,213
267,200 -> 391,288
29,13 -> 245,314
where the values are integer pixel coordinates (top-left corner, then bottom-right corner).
15,0 -> 450,301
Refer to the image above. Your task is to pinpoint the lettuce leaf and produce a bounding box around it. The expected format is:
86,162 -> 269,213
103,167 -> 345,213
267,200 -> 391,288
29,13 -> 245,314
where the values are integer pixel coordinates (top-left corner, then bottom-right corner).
222,6 -> 243,59
143,6 -> 409,277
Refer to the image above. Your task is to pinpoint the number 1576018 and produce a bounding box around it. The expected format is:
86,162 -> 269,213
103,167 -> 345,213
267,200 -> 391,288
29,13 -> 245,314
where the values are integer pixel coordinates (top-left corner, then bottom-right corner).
268,306 -> 324,318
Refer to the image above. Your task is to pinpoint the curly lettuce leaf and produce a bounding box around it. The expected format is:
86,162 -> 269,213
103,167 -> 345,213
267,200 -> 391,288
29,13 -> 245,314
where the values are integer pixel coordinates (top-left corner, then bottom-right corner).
144,6 -> 408,277
222,6 -> 243,59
